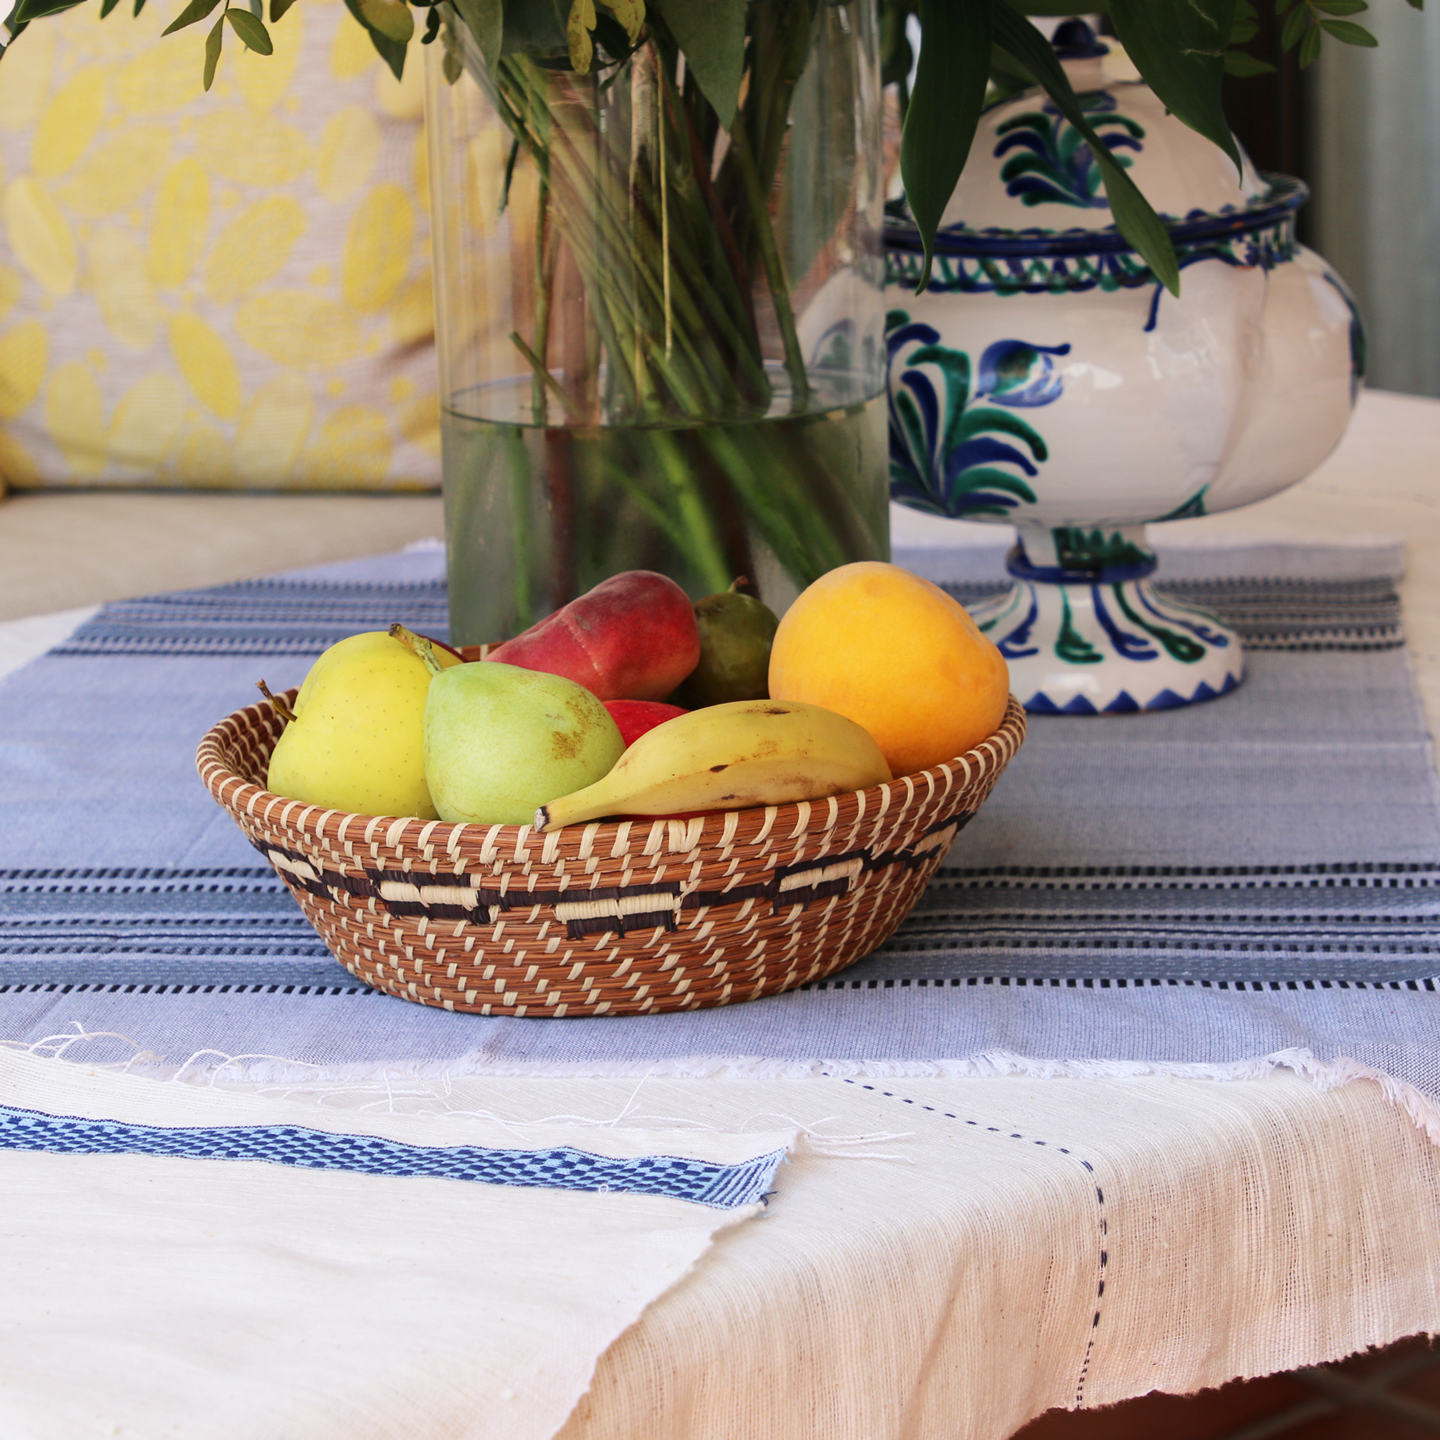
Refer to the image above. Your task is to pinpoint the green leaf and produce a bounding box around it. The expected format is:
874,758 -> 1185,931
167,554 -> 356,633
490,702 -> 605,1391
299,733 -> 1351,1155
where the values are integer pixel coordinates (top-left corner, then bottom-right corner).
357,0 -> 413,43
500,0 -> 566,56
203,10 -> 223,89
162,0 -> 223,36
1229,0 -> 1259,42
1223,48 -> 1276,73
1280,2 -> 1309,47
1009,0 -> 1111,12
99,0 -> 121,16
1109,0 -> 1240,177
1298,18 -> 1322,61
10,0 -> 83,23
990,1 -> 1181,294
343,0 -> 407,78
225,5 -> 273,50
270,0 -> 294,20
1309,0 -> 1368,13
451,0 -> 501,70
900,0 -> 990,292
1318,16 -> 1377,42
649,0 -> 745,130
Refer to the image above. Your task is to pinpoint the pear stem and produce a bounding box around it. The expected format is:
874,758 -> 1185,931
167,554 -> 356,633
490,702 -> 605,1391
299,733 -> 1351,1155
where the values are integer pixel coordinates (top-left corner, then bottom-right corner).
389,622 -> 444,676
256,679 -> 296,724
729,576 -> 749,593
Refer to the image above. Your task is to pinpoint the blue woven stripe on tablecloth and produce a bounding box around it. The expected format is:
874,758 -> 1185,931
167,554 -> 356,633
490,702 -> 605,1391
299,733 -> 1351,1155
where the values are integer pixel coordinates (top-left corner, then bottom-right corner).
52,579 -> 452,657
46,574 -> 1402,658
0,1102 -> 783,1207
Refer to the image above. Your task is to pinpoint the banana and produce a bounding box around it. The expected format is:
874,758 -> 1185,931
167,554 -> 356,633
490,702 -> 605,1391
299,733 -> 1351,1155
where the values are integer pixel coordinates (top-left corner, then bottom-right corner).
535,699 -> 893,830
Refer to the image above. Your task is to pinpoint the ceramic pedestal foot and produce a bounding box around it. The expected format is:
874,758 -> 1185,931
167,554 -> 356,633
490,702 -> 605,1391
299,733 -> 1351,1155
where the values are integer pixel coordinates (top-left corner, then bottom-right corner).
967,525 -> 1244,714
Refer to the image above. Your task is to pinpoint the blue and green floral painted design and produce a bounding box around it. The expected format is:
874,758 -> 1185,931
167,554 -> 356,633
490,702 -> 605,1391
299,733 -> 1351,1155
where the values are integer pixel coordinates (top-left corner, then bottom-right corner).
886,314 -> 1070,519
994,93 -> 1144,210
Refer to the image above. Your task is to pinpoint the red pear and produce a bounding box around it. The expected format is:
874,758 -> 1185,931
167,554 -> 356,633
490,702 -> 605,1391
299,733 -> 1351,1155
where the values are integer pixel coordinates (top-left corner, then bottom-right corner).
489,571 -> 701,702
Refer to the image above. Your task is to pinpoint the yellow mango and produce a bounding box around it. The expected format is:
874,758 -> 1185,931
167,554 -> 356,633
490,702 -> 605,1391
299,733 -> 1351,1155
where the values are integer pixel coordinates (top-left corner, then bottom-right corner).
769,562 -> 1010,777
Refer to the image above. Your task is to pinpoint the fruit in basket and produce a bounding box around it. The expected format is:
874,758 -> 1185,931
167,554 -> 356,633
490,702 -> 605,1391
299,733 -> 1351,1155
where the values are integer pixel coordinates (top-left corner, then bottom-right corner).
674,578 -> 780,707
769,562 -> 1009,777
604,699 -> 688,748
263,629 -> 464,818
398,631 -> 624,825
535,698 -> 891,830
487,570 -> 701,702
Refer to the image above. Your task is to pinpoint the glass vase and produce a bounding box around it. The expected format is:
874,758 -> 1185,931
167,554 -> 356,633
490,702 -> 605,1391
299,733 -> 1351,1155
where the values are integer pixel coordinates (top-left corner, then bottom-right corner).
424,0 -> 887,646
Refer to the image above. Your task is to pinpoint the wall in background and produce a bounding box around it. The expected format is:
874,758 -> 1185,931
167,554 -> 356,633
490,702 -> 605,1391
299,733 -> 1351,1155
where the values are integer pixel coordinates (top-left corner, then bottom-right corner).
1310,3 -> 1440,399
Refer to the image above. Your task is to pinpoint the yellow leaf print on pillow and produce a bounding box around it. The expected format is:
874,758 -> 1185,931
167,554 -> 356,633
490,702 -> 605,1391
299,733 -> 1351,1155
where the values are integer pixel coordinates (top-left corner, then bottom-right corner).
399,392 -> 440,456
58,125 -> 170,218
176,421 -> 236,486
107,372 -> 187,472
205,195 -> 308,306
343,183 -> 412,313
236,290 -> 362,369
0,429 -> 40,489
32,65 -> 107,178
115,42 -> 205,116
0,264 -> 20,326
236,6 -> 304,113
317,106 -> 379,206
148,158 -> 211,290
389,272 -> 434,347
304,403 -> 391,486
3,178 -> 76,296
0,319 -> 47,418
0,23 -> 53,136
193,110 -> 313,188
46,360 -> 106,478
90,226 -> 161,351
169,312 -> 241,419
235,372 -> 313,485
330,16 -> 378,79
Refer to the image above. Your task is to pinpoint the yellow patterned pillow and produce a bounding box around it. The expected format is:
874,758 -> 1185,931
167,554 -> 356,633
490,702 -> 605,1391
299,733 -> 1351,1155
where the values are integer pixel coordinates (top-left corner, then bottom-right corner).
0,0 -> 439,490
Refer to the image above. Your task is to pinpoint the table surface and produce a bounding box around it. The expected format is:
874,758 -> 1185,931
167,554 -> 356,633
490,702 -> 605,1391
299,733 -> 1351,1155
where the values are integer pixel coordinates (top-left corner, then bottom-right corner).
3,388 -> 1439,1440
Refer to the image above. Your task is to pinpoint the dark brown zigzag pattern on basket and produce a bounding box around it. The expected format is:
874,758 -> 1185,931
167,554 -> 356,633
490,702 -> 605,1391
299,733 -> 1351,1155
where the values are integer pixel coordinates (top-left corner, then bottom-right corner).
196,694 -> 1026,1017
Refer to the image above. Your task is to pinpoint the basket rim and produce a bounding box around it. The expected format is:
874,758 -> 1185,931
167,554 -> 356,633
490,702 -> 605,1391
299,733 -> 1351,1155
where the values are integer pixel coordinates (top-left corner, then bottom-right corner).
197,692 -> 1027,855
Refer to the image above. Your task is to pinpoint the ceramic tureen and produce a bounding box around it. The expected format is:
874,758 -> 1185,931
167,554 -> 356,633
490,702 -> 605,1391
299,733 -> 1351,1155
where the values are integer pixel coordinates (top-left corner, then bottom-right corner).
883,20 -> 1364,714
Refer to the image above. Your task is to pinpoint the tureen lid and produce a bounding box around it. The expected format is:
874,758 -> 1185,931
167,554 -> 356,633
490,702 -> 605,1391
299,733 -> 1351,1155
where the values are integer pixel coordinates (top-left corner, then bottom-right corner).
887,21 -> 1299,259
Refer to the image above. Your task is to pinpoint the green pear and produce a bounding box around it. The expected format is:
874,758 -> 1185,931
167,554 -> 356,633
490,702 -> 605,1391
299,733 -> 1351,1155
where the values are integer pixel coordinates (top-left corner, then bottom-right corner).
265,630 -> 463,818
421,659 -> 625,826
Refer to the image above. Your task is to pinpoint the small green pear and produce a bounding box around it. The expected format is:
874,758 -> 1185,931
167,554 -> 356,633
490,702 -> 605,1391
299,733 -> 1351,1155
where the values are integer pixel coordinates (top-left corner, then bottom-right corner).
675,578 -> 780,708
421,659 -> 625,826
264,630 -> 463,818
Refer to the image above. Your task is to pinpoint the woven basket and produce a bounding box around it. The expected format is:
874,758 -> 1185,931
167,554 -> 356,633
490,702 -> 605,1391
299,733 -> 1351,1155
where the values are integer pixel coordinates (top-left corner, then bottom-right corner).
197,694 -> 1026,1016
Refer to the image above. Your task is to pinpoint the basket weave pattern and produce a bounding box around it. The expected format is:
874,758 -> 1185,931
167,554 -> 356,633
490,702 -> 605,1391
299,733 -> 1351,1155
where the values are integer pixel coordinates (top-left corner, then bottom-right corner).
197,695 -> 1026,1017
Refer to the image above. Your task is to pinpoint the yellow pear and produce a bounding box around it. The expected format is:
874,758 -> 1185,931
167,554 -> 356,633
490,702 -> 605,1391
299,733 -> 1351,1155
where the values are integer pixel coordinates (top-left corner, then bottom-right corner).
265,630 -> 463,818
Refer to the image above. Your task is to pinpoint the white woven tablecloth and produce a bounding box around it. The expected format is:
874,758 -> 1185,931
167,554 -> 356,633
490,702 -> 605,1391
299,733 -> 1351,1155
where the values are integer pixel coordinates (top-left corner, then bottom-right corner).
2,388 -> 1439,1439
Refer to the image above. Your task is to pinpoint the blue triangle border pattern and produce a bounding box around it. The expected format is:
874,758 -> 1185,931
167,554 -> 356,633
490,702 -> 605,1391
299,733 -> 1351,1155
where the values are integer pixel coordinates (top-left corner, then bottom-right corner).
1024,670 -> 1241,715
